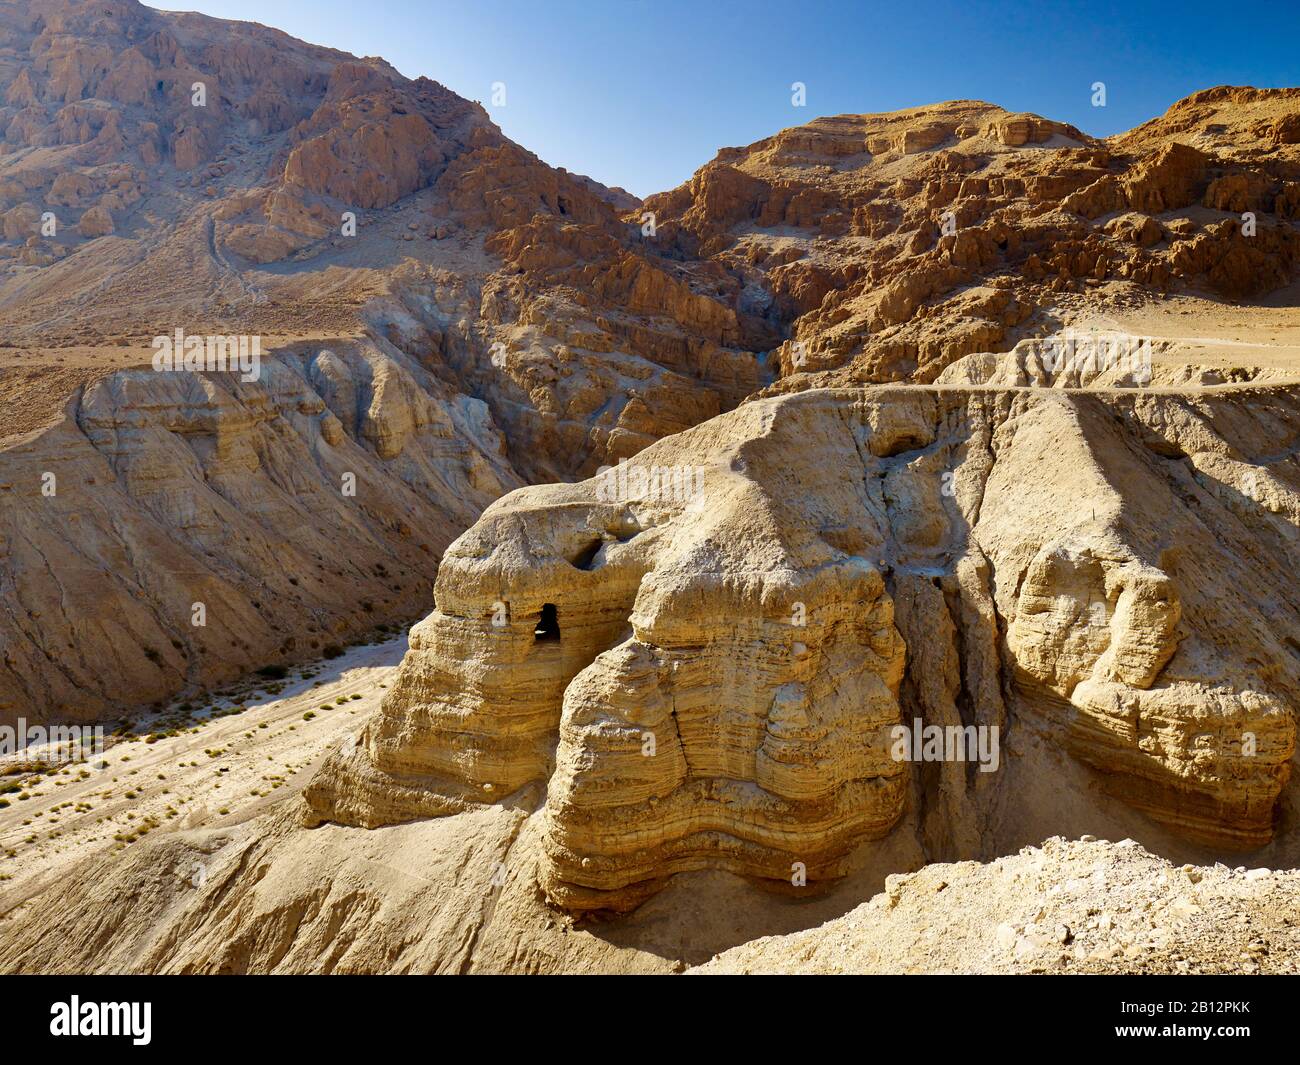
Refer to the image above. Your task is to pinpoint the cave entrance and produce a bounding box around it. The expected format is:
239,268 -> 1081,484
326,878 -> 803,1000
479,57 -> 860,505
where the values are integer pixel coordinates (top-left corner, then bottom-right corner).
534,603 -> 561,641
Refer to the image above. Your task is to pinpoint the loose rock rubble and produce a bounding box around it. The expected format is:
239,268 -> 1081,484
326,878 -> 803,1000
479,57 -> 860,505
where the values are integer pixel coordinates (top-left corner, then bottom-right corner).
695,837 -> 1300,974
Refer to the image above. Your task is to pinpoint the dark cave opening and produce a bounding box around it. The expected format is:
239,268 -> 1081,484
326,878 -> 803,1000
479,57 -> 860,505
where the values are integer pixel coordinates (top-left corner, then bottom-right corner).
534,603 -> 561,641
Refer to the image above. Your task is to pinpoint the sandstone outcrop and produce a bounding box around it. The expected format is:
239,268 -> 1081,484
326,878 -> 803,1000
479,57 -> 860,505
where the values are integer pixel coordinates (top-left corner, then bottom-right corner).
305,382 -> 1300,911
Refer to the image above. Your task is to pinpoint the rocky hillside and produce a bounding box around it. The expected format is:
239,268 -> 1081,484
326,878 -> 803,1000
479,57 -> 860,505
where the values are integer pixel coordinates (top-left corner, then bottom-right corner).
0,0 -> 762,464
646,92 -> 1300,385
0,0 -> 762,724
696,836 -> 1300,975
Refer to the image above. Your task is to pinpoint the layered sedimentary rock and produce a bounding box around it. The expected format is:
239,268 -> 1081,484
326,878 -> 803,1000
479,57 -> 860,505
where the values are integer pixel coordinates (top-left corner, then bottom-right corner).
543,553 -> 907,911
307,382 -> 1300,910
0,0 -> 1297,962
0,0 -> 765,483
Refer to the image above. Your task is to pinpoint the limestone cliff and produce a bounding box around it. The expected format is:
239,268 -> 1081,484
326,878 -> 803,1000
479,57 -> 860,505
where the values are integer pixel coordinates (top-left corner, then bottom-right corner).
644,95 -> 1300,383
305,382 -> 1300,911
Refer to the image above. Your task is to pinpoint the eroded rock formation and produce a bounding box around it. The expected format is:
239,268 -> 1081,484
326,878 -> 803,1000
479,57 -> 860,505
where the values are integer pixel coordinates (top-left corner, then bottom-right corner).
306,382 -> 1300,910
0,0 -> 765,721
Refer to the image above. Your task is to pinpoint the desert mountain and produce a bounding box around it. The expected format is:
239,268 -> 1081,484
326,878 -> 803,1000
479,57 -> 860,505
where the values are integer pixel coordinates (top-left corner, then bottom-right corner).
0,0 -> 760,722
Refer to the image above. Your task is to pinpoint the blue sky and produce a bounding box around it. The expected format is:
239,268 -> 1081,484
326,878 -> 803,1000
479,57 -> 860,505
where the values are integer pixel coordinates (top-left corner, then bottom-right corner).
170,0 -> 1300,197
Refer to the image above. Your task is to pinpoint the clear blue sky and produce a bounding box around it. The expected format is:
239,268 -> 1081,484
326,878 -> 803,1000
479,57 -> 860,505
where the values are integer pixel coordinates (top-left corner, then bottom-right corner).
167,0 -> 1300,197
